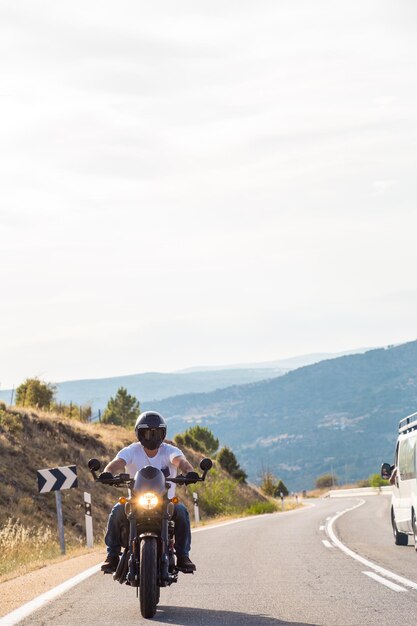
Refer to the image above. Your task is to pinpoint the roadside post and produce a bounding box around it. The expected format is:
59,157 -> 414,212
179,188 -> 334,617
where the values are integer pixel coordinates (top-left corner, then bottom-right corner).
36,465 -> 78,555
192,491 -> 200,523
280,491 -> 284,511
84,492 -> 94,548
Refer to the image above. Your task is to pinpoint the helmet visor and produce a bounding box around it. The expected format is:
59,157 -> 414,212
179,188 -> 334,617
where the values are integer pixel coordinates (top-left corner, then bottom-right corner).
139,427 -> 165,447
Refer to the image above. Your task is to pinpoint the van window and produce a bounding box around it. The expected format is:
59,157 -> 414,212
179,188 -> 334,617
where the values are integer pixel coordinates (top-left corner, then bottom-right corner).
399,436 -> 417,480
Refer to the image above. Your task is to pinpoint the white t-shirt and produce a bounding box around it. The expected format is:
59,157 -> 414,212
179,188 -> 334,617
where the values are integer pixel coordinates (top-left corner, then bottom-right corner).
116,442 -> 185,499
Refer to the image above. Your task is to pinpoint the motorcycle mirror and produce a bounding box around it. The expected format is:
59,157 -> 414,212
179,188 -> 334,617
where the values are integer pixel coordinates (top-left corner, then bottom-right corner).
199,458 -> 213,472
88,458 -> 101,472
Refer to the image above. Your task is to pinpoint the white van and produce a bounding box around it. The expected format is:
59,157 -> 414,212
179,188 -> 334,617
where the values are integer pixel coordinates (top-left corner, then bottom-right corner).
382,411 -> 417,547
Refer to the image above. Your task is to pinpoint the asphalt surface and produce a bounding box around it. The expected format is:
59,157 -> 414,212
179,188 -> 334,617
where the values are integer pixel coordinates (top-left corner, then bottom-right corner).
16,496 -> 417,626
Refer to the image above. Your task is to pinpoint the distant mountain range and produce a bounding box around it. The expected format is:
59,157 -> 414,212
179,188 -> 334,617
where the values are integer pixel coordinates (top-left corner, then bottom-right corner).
0,348 -> 369,410
147,341 -> 417,491
177,348 -> 371,372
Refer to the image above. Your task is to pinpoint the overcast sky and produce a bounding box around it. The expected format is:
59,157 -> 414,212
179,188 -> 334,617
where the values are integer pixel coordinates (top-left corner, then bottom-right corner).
1,0 -> 417,389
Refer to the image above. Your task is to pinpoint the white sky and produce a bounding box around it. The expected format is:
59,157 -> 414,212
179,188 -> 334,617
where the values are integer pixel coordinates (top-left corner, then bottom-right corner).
1,0 -> 417,388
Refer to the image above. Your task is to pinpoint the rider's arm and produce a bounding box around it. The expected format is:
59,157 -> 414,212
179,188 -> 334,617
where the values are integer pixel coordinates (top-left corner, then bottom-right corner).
103,457 -> 127,474
172,455 -> 194,474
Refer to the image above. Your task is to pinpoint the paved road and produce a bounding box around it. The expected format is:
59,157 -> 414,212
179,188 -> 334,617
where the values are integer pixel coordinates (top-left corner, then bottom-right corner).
16,497 -> 417,626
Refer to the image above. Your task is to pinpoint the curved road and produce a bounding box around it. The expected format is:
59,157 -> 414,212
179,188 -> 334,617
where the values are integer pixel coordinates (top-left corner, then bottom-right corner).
14,496 -> 417,625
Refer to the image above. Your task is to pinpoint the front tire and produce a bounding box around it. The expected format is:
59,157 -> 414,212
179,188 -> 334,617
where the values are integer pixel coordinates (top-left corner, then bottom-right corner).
139,538 -> 158,618
392,508 -> 408,546
412,510 -> 417,551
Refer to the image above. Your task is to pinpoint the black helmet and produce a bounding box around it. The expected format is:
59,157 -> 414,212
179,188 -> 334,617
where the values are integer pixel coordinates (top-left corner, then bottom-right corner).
135,411 -> 167,450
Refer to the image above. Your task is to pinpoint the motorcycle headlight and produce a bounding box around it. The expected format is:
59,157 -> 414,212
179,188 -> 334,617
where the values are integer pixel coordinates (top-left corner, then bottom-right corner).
137,492 -> 159,510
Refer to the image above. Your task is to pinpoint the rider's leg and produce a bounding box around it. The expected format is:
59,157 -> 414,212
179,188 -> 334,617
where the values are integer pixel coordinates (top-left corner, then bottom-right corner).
104,502 -> 127,558
172,502 -> 191,557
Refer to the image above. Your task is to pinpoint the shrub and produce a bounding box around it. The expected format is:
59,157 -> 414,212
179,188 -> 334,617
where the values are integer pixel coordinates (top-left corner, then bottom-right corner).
0,409 -> 23,435
51,402 -> 92,422
260,471 -> 288,497
191,468 -> 240,516
174,426 -> 219,456
370,473 -> 389,488
245,501 -> 278,515
15,378 -> 55,409
315,473 -> 338,489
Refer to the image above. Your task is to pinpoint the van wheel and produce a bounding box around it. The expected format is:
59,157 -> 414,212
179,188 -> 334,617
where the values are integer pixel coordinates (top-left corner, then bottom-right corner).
412,510 -> 417,551
392,508 -> 408,546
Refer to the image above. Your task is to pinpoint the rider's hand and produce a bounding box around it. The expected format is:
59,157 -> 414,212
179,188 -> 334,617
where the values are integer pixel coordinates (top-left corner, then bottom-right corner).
98,471 -> 114,480
185,471 -> 199,481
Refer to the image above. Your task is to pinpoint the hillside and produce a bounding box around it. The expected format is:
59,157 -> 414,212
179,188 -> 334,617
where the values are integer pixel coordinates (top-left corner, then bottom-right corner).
148,340 -> 417,490
0,405 -> 267,577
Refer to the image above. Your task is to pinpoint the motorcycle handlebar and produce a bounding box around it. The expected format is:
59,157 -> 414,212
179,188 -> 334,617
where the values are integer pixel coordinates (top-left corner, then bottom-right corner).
167,475 -> 204,485
95,473 -> 206,487
88,457 -> 212,487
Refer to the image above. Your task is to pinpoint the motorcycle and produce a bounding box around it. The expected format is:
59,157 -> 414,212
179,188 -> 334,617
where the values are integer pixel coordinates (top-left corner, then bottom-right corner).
88,456 -> 212,619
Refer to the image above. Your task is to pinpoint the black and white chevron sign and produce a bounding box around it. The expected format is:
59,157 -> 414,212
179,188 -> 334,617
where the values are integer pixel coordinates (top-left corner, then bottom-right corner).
37,465 -> 78,493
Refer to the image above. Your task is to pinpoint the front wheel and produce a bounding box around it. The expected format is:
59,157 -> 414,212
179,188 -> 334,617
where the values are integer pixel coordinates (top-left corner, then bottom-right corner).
412,510 -> 417,551
139,538 -> 158,618
392,508 -> 408,546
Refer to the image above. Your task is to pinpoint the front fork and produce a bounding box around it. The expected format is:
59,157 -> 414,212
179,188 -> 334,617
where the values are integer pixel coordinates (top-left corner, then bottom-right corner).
127,515 -> 139,586
126,507 -> 176,587
160,511 -> 175,584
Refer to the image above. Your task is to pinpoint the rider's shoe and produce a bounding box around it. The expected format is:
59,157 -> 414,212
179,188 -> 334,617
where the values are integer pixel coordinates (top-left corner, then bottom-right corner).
101,555 -> 119,574
176,555 -> 196,573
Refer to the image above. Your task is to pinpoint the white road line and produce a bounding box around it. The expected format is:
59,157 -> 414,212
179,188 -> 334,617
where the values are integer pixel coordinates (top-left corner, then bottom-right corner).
363,571 -> 407,592
327,500 -> 417,591
0,564 -> 101,626
322,539 -> 333,548
319,525 -> 325,531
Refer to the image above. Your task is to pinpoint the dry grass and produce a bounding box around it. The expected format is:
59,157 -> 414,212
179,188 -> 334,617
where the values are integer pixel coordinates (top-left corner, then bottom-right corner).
0,517 -> 104,583
0,518 -> 67,578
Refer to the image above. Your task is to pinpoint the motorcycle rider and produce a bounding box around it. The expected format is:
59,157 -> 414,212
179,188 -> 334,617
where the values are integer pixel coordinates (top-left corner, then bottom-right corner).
100,411 -> 197,574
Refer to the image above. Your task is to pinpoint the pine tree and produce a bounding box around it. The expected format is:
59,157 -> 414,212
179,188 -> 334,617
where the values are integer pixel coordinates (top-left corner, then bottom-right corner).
102,387 -> 140,427
217,446 -> 247,483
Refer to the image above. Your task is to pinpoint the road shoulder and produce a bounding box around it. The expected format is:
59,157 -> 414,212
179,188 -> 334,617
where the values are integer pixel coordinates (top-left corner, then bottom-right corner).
0,550 -> 103,618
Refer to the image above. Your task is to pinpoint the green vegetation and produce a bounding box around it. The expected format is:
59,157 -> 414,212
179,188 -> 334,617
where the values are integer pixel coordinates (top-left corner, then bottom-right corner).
0,408 -> 23,435
315,473 -> 338,489
217,446 -> 247,483
51,402 -> 92,422
15,378 -> 56,409
370,473 -> 389,488
174,425 -> 219,456
245,501 -> 278,515
190,468 -> 241,516
102,386 -> 140,427
357,474 -> 389,488
260,470 -> 288,497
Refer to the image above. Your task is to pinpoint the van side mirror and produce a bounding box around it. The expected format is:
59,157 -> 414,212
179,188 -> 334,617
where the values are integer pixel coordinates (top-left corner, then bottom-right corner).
381,462 -> 393,480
